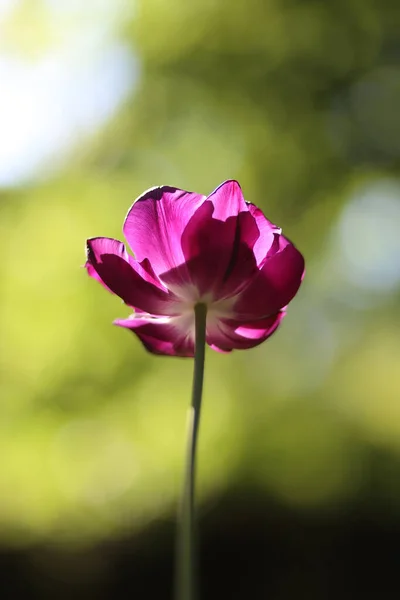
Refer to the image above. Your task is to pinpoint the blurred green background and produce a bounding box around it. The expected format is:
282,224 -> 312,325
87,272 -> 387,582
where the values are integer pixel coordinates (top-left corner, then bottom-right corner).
0,0 -> 400,597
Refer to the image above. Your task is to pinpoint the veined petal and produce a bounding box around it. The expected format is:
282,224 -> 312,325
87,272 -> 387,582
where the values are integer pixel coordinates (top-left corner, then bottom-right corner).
180,200 -> 235,295
207,180 -> 248,220
115,314 -> 195,357
233,241 -> 305,319
208,311 -> 285,351
179,201 -> 260,297
86,253 -> 163,293
123,186 -> 205,279
217,210 -> 262,299
247,203 -> 282,266
86,237 -> 178,315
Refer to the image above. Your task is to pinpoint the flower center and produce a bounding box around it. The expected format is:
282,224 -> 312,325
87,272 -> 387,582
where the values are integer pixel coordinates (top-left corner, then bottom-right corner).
170,287 -> 236,340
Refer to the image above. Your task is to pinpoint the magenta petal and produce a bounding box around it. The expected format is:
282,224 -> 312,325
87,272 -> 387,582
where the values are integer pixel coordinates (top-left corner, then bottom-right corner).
85,261 -> 113,293
208,311 -> 285,351
123,186 -> 205,279
247,203 -> 281,266
180,202 -> 260,297
85,254 -> 162,294
115,316 -> 194,357
234,242 -> 305,319
233,311 -> 285,341
86,237 -> 177,315
209,345 -> 232,354
206,180 -> 247,220
179,201 -> 235,294
216,210 -> 262,299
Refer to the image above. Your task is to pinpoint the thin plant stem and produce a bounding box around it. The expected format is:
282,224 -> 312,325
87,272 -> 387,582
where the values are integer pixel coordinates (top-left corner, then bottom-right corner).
176,302 -> 207,600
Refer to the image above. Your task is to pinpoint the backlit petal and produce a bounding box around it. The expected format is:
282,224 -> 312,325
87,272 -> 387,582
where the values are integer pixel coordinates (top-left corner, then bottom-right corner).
208,311 -> 285,351
179,201 -> 260,297
247,202 -> 281,266
206,180 -> 247,220
115,315 -> 195,357
86,237 -> 178,315
85,261 -> 113,293
123,186 -> 205,279
233,241 -> 305,319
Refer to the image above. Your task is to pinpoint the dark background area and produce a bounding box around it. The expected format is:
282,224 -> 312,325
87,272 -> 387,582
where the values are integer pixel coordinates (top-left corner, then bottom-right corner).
1,490 -> 399,598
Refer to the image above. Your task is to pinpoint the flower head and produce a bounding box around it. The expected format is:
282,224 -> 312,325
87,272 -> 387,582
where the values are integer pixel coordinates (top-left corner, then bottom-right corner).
85,180 -> 304,357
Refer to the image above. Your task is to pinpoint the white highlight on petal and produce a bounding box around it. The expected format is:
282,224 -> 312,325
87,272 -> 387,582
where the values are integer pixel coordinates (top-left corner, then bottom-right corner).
131,313 -> 172,324
130,277 -> 240,346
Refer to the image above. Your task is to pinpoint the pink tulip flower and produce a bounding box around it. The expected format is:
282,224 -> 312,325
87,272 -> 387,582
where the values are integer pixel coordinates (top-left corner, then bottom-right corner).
86,180 -> 304,357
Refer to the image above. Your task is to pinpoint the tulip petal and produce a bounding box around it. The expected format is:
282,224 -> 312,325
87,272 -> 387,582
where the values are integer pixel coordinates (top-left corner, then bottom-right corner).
115,315 -> 195,357
208,311 -> 285,351
233,241 -> 305,319
86,253 -> 162,294
206,180 -> 247,220
217,210 -> 264,299
209,345 -> 232,354
179,200 -> 235,295
85,261 -> 113,293
179,201 -> 260,297
247,203 -> 282,266
86,237 -> 178,315
123,186 -> 205,279
174,180 -> 251,296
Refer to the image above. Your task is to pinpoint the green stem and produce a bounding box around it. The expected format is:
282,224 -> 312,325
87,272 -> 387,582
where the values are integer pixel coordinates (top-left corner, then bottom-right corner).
177,303 -> 207,600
